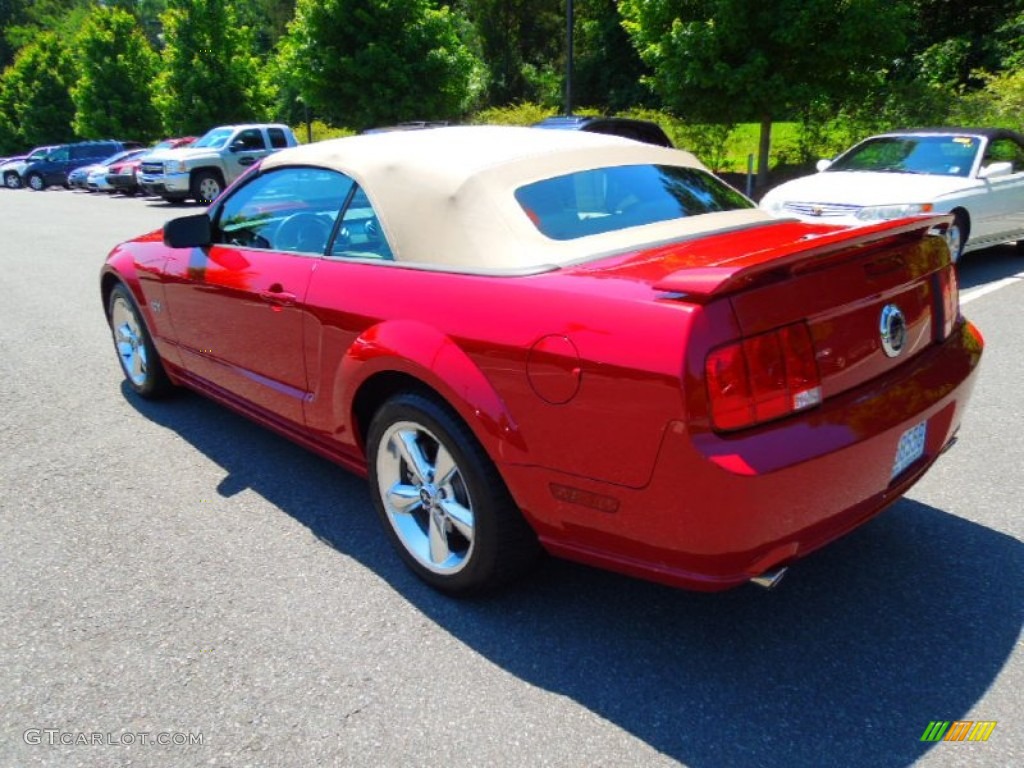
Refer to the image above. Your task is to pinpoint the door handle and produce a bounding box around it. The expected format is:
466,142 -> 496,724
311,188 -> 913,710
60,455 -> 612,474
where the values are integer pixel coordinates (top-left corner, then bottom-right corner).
239,157 -> 257,166
259,284 -> 296,306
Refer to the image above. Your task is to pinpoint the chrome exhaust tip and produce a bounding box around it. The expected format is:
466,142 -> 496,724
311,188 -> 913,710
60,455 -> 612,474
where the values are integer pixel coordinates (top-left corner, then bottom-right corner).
750,567 -> 788,590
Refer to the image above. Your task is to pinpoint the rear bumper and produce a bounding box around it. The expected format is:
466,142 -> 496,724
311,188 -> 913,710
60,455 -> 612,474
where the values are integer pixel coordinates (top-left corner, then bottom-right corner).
502,320 -> 983,590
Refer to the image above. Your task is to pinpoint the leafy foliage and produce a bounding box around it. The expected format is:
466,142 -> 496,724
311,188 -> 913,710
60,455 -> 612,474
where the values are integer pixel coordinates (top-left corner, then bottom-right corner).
71,6 -> 160,141
0,31 -> 76,151
620,0 -> 912,183
463,0 -> 564,107
275,0 -> 484,131
153,0 -> 271,135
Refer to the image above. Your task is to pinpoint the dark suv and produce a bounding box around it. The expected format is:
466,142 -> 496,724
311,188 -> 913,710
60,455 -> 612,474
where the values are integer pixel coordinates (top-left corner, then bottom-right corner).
532,116 -> 674,147
20,141 -> 138,191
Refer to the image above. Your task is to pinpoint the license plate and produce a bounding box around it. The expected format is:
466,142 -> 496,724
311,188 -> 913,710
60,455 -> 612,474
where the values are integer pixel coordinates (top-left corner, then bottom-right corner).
891,421 -> 927,479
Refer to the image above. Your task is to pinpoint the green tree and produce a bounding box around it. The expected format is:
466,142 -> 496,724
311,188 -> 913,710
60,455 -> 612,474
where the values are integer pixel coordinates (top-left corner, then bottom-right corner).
621,0 -> 911,186
572,0 -> 652,111
72,6 -> 160,141
463,0 -> 564,107
275,0 -> 484,130
907,0 -> 1022,87
154,0 -> 270,135
0,30 -> 77,150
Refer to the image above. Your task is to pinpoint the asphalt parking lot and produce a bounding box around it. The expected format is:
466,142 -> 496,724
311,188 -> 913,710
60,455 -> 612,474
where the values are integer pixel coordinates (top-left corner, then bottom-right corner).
1,188 -> 1021,768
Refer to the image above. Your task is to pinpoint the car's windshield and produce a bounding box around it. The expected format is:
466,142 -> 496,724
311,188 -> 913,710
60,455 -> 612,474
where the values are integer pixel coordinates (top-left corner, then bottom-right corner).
192,128 -> 233,149
828,135 -> 980,177
515,164 -> 753,241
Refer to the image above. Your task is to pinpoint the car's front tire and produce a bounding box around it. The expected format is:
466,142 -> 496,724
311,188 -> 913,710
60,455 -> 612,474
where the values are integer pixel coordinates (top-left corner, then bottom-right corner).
107,284 -> 173,399
191,170 -> 223,204
3,171 -> 21,189
367,393 -> 539,595
946,212 -> 968,263
26,173 -> 45,191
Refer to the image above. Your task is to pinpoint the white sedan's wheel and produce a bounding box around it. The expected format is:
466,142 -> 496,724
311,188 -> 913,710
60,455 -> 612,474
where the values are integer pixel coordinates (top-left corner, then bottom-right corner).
946,217 -> 966,263
367,393 -> 539,595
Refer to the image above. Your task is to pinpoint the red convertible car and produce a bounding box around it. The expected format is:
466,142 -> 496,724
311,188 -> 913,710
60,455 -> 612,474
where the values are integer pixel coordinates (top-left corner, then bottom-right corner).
100,127 -> 982,595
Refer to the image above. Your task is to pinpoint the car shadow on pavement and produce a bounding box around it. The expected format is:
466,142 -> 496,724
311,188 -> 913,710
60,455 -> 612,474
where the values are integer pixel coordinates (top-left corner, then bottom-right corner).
124,385 -> 1022,768
956,243 -> 1024,291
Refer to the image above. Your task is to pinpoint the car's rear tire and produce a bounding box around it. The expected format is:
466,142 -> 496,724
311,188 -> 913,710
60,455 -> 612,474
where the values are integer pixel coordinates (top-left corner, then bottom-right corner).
26,173 -> 45,191
161,194 -> 188,204
367,393 -> 540,596
107,284 -> 173,399
191,170 -> 223,204
3,171 -> 21,189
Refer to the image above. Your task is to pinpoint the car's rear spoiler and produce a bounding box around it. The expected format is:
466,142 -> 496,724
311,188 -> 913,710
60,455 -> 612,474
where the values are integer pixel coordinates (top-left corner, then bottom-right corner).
654,215 -> 952,301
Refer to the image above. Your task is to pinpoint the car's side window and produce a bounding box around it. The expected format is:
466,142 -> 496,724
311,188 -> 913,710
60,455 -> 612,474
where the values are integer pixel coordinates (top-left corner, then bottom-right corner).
984,138 -> 1024,173
233,129 -> 266,152
213,167 -> 354,254
329,185 -> 395,261
268,128 -> 289,149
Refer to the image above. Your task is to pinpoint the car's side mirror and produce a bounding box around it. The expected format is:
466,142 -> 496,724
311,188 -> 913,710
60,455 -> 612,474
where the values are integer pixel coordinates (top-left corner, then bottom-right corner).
978,161 -> 1013,180
164,213 -> 212,248
816,159 -> 833,172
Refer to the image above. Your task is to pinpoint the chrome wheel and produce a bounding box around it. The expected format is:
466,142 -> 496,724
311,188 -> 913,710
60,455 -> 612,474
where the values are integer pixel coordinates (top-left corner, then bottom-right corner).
106,284 -> 172,398
946,219 -> 965,263
111,294 -> 149,387
4,172 -> 20,189
194,173 -> 222,203
375,420 -> 475,575
27,173 -> 44,191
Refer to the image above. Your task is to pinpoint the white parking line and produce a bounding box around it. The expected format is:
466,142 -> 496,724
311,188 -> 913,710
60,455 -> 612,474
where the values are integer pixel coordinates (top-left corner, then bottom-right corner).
960,272 -> 1024,305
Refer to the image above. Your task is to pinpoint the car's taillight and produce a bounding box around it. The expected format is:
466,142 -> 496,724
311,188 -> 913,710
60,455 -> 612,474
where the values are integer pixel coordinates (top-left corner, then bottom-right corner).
705,321 -> 822,431
937,265 -> 959,339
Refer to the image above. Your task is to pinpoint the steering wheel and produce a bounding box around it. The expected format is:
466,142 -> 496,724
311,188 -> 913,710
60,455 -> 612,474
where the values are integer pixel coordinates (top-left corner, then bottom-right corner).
274,212 -> 332,253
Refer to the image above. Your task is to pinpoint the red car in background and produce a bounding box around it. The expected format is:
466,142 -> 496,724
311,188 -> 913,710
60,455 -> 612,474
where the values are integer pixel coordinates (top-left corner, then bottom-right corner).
108,136 -> 195,195
100,127 -> 983,596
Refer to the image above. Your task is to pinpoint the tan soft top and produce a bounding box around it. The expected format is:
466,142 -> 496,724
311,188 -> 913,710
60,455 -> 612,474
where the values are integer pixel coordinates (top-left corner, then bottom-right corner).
261,126 -> 769,271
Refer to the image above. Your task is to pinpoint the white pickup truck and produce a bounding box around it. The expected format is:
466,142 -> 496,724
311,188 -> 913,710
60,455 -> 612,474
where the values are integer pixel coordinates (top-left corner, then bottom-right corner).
138,123 -> 299,203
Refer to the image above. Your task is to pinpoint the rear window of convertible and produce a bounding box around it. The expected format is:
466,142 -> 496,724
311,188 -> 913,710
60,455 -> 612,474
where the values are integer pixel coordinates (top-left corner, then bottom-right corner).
515,164 -> 752,241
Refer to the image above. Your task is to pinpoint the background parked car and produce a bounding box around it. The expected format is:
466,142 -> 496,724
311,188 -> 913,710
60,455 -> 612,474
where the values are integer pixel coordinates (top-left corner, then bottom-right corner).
68,148 -> 143,191
20,140 -> 145,191
759,127 -> 1024,262
21,140 -> 139,191
85,149 -> 149,192
1,146 -> 56,189
138,124 -> 297,203
533,115 -> 674,147
108,137 -> 196,196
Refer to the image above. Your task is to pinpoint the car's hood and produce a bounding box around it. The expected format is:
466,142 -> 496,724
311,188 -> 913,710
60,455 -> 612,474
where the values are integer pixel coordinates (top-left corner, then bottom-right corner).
144,147 -> 222,163
71,164 -> 103,177
762,170 -> 977,206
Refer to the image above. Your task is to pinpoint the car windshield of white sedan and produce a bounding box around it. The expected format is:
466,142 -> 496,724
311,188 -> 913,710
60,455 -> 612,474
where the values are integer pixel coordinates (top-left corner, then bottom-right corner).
514,164 -> 752,241
828,135 -> 980,177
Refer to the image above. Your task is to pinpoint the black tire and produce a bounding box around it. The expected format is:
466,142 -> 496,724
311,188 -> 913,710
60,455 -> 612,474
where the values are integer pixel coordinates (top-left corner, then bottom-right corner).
367,393 -> 540,596
190,170 -> 223,204
947,212 -> 968,264
161,194 -> 189,204
106,284 -> 173,399
26,172 -> 45,191
3,171 -> 21,189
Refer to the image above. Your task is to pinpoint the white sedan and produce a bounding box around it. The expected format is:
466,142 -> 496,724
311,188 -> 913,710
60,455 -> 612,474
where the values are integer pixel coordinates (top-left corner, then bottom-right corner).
760,128 -> 1024,261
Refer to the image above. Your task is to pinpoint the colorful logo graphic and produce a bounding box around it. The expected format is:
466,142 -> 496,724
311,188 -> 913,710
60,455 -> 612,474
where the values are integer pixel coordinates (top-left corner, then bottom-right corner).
920,721 -> 997,742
